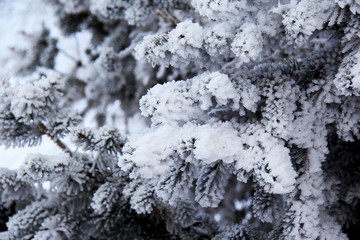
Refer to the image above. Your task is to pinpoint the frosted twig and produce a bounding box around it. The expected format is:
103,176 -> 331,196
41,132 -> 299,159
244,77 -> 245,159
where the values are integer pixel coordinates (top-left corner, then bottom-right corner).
38,122 -> 73,157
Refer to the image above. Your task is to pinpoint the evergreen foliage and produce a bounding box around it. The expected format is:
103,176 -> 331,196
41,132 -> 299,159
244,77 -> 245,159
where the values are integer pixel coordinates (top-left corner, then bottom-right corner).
1,0 -> 360,239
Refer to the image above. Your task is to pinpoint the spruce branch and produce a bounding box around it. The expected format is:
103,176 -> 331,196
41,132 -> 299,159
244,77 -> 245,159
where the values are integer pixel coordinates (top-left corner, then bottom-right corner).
38,122 -> 73,157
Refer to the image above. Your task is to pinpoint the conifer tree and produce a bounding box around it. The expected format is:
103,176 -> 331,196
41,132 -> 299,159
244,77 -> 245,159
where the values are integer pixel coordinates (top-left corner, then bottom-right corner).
1,0 -> 360,239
